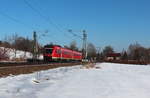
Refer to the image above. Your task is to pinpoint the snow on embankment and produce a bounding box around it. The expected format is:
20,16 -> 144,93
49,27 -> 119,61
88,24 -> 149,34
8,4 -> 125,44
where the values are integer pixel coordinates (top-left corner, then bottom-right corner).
0,63 -> 150,98
0,47 -> 43,61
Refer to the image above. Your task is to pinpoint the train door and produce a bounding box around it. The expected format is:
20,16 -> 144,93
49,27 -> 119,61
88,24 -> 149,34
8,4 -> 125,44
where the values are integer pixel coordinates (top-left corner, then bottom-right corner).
44,48 -> 54,61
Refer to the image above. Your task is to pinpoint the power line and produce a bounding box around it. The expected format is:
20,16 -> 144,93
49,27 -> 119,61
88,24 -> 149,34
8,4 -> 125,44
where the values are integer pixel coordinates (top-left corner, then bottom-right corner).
24,0 -> 75,44
0,10 -> 34,30
24,0 -> 85,46
24,0 -> 64,33
68,29 -> 82,40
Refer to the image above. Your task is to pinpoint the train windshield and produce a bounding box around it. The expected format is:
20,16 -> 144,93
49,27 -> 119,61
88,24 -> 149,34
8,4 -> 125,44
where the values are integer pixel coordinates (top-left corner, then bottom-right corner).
45,48 -> 53,54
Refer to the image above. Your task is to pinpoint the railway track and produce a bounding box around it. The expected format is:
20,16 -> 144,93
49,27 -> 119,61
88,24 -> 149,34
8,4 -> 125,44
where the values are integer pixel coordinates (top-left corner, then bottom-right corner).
0,61 -> 82,77
0,61 -> 53,67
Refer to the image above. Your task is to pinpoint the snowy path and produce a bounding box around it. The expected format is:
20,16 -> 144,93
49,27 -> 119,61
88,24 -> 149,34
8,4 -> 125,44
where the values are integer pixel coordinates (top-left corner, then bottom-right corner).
0,63 -> 150,98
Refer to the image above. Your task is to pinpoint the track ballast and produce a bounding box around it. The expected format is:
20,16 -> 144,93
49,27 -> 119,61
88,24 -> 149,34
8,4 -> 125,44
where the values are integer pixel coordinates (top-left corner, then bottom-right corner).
0,61 -> 82,77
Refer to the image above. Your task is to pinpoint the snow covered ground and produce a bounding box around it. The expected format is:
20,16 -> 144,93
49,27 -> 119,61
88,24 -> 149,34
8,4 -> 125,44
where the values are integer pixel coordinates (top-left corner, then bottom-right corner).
0,63 -> 150,98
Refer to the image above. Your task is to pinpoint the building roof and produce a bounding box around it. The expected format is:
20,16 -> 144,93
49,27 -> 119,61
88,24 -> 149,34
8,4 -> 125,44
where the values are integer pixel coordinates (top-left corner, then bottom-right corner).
107,53 -> 121,57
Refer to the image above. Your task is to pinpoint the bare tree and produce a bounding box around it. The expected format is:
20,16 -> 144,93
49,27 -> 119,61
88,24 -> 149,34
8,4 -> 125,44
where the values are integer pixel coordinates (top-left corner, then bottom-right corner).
0,41 -> 2,46
87,43 -> 97,59
64,45 -> 69,49
121,51 -> 128,60
128,43 -> 141,60
127,43 -> 140,60
2,36 -> 11,48
11,33 -> 19,58
0,36 -> 12,60
127,42 -> 150,63
69,41 -> 78,51
0,47 -> 9,61
102,45 -> 114,56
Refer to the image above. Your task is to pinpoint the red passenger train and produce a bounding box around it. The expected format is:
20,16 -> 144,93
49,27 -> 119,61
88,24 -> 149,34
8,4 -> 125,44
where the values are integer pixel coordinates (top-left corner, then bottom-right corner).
43,45 -> 82,61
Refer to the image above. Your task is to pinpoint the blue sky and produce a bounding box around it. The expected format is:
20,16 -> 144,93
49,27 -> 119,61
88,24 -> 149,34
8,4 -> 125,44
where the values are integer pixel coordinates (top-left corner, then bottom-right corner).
0,0 -> 150,52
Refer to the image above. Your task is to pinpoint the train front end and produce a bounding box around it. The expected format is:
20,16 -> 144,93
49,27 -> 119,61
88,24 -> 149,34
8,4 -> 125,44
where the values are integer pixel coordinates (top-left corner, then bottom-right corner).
43,45 -> 54,61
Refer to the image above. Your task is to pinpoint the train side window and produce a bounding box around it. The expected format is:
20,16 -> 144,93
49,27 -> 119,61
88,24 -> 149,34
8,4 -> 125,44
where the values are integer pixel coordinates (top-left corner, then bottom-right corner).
56,49 -> 61,54
74,53 -> 80,56
63,51 -> 67,54
45,48 -> 53,54
64,51 -> 70,55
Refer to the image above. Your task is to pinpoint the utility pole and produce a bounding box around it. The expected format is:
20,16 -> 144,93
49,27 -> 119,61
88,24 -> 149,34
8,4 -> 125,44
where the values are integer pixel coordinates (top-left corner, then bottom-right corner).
33,31 -> 38,62
68,29 -> 88,60
33,31 -> 40,82
82,30 -> 87,59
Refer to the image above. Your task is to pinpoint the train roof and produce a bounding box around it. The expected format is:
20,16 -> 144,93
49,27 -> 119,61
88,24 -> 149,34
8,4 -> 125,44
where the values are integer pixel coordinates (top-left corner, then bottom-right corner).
44,44 -> 82,54
44,44 -> 61,48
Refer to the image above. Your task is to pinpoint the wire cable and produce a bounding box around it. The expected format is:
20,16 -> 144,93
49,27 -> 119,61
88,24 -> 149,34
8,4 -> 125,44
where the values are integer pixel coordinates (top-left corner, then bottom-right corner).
24,0 -> 76,43
0,10 -> 34,30
24,0 -> 83,45
24,0 -> 65,33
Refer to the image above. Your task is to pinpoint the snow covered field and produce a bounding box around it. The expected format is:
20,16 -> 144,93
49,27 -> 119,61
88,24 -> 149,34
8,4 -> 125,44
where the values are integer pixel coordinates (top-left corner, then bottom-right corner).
0,63 -> 150,98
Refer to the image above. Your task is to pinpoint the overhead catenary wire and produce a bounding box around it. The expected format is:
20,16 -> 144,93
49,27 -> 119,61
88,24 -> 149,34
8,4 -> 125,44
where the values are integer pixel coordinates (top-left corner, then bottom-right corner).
23,0 -> 75,44
0,10 -> 34,30
24,0 -> 89,49
24,0 -> 64,33
68,29 -> 83,40
0,1 -> 78,48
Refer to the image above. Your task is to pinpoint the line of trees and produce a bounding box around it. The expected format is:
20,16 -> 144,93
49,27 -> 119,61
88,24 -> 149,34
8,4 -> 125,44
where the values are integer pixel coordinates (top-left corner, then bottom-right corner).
1,34 -> 150,63
80,42 -> 150,63
127,43 -> 150,62
64,40 -> 79,51
0,34 -> 35,52
49,41 -> 150,63
96,43 -> 150,63
0,34 -> 42,60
